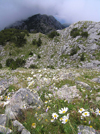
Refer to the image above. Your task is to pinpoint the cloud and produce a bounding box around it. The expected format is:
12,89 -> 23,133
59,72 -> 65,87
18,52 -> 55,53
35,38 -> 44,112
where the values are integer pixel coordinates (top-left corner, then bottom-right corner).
0,0 -> 100,30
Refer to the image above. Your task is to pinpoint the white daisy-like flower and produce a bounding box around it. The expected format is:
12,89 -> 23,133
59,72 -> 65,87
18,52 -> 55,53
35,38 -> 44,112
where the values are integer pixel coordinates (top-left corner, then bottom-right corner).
59,107 -> 68,114
27,77 -> 33,81
31,71 -> 34,74
81,116 -> 84,120
59,117 -> 63,121
78,108 -> 85,113
0,96 -> 3,100
28,80 -> 34,87
48,94 -> 53,98
51,119 -> 54,122
95,108 -> 100,115
82,111 -> 90,117
23,104 -> 26,109
61,116 -> 69,124
52,113 -> 59,119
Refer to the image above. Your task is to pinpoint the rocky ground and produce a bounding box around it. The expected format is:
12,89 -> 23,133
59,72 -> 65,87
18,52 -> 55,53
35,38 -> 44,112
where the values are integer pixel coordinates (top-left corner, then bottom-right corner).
0,20 -> 100,133
0,67 -> 100,134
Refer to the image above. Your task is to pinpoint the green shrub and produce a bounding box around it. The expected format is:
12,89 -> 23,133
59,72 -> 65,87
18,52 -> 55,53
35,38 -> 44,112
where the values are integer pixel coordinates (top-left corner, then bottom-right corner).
9,61 -> 17,70
0,29 -> 28,46
6,58 -> 26,69
6,58 -> 15,67
29,51 -> 33,56
70,47 -> 78,56
32,39 -> 37,45
81,32 -> 88,38
70,28 -> 80,38
15,58 -> 26,67
38,54 -> 41,59
29,64 -> 38,69
48,31 -> 60,38
0,63 -> 2,69
47,65 -> 55,69
80,53 -> 85,61
37,37 -> 42,47
32,38 -> 42,47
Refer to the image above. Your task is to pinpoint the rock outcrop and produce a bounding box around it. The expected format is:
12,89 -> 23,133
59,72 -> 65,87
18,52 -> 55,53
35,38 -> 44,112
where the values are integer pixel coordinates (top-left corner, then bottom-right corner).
5,88 -> 43,119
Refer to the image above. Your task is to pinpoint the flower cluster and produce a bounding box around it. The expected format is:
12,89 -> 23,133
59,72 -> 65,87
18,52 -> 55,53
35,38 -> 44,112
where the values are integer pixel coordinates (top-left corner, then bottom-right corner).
51,107 -> 69,124
78,107 -> 100,120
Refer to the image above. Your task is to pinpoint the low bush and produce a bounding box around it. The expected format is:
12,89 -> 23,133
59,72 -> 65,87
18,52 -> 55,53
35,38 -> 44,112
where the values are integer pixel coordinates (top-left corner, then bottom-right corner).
37,54 -> 41,59
6,58 -> 26,69
80,53 -> 85,61
32,39 -> 37,45
0,63 -> 2,69
0,28 -> 28,46
37,38 -> 42,47
6,58 -> 15,67
48,31 -> 60,38
29,52 -> 33,56
81,32 -> 88,38
15,58 -> 26,67
70,47 -> 78,56
70,28 -> 80,38
32,38 -> 42,47
47,65 -> 55,69
29,64 -> 38,69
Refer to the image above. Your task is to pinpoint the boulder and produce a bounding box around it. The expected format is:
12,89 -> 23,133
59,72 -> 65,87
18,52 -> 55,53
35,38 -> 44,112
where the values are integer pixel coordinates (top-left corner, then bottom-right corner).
0,125 -> 12,134
76,81 -> 91,90
78,125 -> 100,134
54,85 -> 80,102
12,120 -> 31,134
5,88 -> 43,119
92,77 -> 100,83
0,114 -> 7,126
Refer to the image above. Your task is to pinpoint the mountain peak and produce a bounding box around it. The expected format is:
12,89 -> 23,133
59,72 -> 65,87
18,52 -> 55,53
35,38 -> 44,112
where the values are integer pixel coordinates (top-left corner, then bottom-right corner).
5,14 -> 65,34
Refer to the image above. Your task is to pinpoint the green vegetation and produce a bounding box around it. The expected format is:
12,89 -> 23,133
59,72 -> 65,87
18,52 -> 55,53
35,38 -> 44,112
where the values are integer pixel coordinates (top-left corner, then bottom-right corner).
81,31 -> 88,38
70,46 -> 79,56
0,63 -> 2,68
47,65 -> 55,69
29,64 -> 38,69
28,51 -> 33,56
0,28 -> 28,47
60,54 -> 69,59
6,58 -> 26,69
70,28 -> 80,38
37,54 -> 41,59
48,31 -> 60,38
70,28 -> 88,38
80,53 -> 85,61
32,37 -> 42,47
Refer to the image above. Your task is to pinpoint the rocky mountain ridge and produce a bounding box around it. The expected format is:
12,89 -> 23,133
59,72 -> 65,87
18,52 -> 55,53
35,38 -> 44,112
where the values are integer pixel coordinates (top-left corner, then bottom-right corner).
0,20 -> 100,70
5,14 -> 65,34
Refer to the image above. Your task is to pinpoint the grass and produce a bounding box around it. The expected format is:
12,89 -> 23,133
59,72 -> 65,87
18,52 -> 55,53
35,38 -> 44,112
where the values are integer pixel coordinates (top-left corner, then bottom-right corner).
0,68 -> 100,134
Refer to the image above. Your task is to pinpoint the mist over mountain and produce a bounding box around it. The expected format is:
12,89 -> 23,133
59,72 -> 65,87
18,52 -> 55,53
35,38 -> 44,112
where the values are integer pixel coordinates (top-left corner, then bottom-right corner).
5,14 -> 65,34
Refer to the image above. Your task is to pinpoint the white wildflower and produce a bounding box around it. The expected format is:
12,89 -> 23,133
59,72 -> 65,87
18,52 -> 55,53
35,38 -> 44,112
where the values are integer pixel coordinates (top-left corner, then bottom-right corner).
59,107 -> 68,114
78,108 -> 85,113
52,113 -> 59,119
82,111 -> 90,117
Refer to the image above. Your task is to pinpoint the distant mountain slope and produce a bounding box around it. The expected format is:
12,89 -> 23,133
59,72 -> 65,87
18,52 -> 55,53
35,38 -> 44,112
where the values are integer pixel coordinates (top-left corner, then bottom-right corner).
1,20 -> 100,69
5,14 -> 65,34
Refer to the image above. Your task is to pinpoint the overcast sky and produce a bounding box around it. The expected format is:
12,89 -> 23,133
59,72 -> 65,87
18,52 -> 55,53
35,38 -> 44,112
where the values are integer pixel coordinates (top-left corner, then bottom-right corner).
0,0 -> 100,31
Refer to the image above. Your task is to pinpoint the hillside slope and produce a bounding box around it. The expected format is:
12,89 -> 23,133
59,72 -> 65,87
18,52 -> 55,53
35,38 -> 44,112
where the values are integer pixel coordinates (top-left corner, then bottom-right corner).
0,21 -> 100,69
